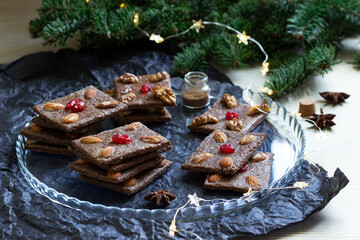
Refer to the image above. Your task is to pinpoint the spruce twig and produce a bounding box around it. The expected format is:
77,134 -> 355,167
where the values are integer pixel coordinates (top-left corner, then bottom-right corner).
264,45 -> 337,99
171,43 -> 209,76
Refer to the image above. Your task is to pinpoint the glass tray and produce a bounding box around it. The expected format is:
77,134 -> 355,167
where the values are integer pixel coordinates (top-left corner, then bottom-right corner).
16,80 -> 305,221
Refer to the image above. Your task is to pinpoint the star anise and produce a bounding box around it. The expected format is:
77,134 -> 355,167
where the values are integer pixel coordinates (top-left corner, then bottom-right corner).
319,92 -> 350,104
306,108 -> 336,129
144,189 -> 176,206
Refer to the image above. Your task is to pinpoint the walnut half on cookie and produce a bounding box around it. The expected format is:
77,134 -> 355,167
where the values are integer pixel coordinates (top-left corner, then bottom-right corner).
190,114 -> 219,127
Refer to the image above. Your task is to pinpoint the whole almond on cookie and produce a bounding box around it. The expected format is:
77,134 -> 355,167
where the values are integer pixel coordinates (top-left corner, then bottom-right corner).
81,136 -> 103,144
96,101 -> 118,109
140,135 -> 163,144
26,139 -> 39,144
105,89 -> 115,98
85,88 -> 97,99
107,171 -> 122,179
31,125 -> 42,131
213,131 -> 227,143
126,122 -> 142,131
62,113 -> 79,123
156,160 -> 167,168
124,177 -> 137,187
208,174 -> 222,183
240,135 -> 256,145
191,153 -> 214,164
251,152 -> 267,162
219,157 -> 233,168
44,102 -> 65,111
100,146 -> 114,158
74,159 -> 87,165
246,175 -> 259,187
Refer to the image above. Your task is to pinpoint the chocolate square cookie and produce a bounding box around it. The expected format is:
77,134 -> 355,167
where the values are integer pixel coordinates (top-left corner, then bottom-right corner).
32,86 -> 127,132
21,123 -> 70,146
32,116 -> 104,134
68,155 -> 165,184
25,139 -> 74,156
79,160 -> 173,195
188,97 -> 268,134
97,147 -> 170,172
203,152 -> 274,192
113,108 -> 172,125
114,72 -> 176,109
71,122 -> 171,165
21,122 -> 102,146
181,130 -> 267,174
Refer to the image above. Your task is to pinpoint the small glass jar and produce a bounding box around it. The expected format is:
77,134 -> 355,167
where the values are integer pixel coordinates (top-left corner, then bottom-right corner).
182,71 -> 210,109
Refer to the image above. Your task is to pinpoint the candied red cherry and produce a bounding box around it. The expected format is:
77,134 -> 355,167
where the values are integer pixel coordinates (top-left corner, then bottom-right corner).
67,99 -> 85,112
226,112 -> 239,120
112,134 -> 131,144
219,144 -> 235,154
238,163 -> 248,173
141,83 -> 151,93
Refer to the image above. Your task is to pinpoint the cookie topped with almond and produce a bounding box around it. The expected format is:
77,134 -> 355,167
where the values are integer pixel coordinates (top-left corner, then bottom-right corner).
188,93 -> 269,134
203,152 -> 274,192
32,86 -> 128,132
181,130 -> 267,174
71,122 -> 172,166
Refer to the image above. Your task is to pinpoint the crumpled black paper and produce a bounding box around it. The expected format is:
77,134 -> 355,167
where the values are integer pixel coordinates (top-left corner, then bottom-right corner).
0,47 -> 348,239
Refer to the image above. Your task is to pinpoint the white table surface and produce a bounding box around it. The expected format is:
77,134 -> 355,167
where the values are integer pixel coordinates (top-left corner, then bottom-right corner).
1,1 -> 360,239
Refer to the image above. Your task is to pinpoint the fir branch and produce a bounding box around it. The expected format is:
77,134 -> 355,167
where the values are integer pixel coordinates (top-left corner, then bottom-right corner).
268,49 -> 297,69
42,10 -> 90,46
307,44 -> 337,76
171,43 -> 209,76
264,45 -> 337,99
212,32 -> 254,69
287,0 -> 328,44
91,9 -> 112,38
326,0 -> 360,38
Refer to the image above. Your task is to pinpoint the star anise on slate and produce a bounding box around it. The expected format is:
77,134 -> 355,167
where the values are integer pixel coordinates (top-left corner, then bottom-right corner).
319,91 -> 350,104
144,189 -> 176,206
306,108 -> 336,129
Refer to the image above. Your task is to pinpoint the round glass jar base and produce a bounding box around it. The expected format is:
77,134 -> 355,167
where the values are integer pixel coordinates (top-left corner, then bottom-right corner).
183,102 -> 210,109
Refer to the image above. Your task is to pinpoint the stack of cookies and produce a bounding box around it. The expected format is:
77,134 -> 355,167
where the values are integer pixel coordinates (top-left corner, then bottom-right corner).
68,122 -> 173,195
21,86 -> 127,156
112,71 -> 177,124
181,130 -> 273,192
188,93 -> 270,133
183,93 -> 274,192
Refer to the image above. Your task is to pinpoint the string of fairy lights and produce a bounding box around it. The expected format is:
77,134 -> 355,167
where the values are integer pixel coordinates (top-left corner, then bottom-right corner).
132,12 -> 270,77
